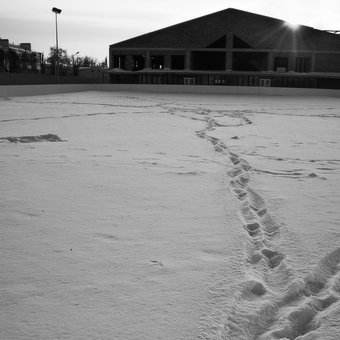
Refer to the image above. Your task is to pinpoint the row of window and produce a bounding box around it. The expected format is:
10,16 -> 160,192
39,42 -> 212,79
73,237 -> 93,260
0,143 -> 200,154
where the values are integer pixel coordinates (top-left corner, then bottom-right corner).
113,55 -> 185,71
139,74 -> 317,87
110,73 -> 318,88
112,53 -> 312,72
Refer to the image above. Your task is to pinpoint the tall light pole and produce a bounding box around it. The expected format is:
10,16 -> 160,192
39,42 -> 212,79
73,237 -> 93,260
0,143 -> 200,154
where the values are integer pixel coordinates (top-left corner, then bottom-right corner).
72,51 -> 79,75
52,7 -> 62,82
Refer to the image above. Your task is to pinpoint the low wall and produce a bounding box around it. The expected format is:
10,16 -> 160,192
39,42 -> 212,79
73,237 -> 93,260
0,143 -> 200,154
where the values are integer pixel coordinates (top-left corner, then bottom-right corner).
0,84 -> 95,97
1,83 -> 340,98
0,73 -> 100,86
98,84 -> 340,97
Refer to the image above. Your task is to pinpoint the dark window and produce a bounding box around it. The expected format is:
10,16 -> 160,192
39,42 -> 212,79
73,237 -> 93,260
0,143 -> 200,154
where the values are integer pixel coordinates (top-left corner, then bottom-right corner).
113,55 -> 126,70
192,51 -> 225,71
295,57 -> 310,73
171,55 -> 185,69
132,55 -> 145,71
151,56 -> 164,69
233,52 -> 268,71
274,57 -> 288,71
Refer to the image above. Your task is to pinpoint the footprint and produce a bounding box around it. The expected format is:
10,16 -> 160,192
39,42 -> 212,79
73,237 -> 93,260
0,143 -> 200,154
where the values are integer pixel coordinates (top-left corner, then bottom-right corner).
247,188 -> 266,212
239,172 -> 251,185
257,208 -> 268,217
303,247 -> 340,295
240,202 -> 258,223
261,213 -> 279,236
230,155 -> 241,165
227,167 -> 243,178
261,248 -> 285,269
242,280 -> 268,298
244,222 -> 261,237
239,159 -> 251,171
231,188 -> 248,200
214,145 -> 225,153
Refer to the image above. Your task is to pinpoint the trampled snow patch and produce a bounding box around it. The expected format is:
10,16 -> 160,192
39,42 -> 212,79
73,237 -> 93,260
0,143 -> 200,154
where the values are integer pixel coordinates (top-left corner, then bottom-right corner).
0,134 -> 64,143
0,91 -> 339,339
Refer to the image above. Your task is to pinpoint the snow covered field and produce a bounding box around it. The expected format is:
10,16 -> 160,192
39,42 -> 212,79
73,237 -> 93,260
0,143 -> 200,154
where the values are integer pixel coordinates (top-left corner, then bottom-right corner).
0,91 -> 339,339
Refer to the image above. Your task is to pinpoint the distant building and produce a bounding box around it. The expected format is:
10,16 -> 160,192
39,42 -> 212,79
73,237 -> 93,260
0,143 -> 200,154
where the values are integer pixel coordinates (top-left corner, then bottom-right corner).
109,8 -> 340,89
0,38 -> 43,73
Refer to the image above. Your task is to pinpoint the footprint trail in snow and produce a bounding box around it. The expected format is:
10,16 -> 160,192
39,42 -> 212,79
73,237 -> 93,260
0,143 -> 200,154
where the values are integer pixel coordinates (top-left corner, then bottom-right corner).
193,108 -> 340,340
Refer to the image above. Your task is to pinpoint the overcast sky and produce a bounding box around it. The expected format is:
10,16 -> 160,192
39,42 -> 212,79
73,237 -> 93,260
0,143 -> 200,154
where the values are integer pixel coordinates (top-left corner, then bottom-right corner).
1,0 -> 339,62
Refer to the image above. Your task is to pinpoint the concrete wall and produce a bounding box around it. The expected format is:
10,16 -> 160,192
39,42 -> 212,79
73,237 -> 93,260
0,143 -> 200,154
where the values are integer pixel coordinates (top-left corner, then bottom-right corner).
0,73 -> 99,85
98,84 -> 340,97
0,84 -> 95,97
1,83 -> 340,98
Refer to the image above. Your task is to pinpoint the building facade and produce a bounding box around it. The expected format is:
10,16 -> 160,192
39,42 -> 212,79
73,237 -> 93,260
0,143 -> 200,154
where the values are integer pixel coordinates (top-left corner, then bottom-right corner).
0,38 -> 43,73
109,8 -> 340,89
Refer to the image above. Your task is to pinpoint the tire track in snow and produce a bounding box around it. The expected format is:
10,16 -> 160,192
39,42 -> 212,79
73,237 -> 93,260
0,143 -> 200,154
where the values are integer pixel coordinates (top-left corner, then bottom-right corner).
192,109 -> 340,339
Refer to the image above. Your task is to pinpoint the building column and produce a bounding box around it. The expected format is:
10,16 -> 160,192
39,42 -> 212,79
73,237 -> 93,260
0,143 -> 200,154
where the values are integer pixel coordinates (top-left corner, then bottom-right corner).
185,50 -> 191,70
225,32 -> 234,71
144,51 -> 151,69
225,51 -> 232,71
267,52 -> 274,71
311,53 -> 316,72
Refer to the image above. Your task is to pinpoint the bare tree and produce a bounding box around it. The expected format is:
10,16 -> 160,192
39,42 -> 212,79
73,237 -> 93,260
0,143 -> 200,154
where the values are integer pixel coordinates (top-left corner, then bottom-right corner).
46,47 -> 107,75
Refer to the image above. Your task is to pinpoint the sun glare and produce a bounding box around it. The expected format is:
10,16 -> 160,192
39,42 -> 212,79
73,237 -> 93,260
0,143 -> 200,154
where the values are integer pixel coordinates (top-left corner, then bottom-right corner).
284,21 -> 300,30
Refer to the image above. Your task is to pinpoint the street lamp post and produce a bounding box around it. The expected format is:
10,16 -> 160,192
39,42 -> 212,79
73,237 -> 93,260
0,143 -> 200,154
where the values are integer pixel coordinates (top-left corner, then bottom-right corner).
72,51 -> 79,75
52,7 -> 62,82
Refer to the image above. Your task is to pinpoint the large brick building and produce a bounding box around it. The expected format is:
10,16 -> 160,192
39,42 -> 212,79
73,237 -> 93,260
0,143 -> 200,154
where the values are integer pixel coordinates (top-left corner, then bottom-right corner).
109,8 -> 340,89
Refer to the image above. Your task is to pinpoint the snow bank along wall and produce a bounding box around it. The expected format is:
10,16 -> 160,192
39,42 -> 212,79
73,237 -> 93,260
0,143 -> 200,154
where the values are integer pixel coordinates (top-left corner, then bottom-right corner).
1,84 -> 340,97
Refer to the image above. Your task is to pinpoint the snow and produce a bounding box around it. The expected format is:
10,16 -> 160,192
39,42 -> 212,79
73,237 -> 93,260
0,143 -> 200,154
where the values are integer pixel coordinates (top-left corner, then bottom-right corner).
0,91 -> 339,339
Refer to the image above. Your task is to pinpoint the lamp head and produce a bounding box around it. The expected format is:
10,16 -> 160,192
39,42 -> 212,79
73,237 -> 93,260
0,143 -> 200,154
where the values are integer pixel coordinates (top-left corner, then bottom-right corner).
52,7 -> 62,14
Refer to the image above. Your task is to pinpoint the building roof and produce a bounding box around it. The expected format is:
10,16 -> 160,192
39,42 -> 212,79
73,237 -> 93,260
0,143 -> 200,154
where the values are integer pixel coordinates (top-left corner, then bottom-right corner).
110,8 -> 340,51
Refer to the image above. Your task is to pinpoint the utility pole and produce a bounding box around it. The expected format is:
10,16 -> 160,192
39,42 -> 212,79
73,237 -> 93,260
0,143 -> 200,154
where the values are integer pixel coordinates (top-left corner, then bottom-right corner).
52,7 -> 62,82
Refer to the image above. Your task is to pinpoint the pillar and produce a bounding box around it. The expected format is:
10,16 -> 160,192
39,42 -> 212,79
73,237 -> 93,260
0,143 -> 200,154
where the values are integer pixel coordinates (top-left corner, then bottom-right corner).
185,50 -> 191,70
225,32 -> 234,71
225,51 -> 232,71
267,52 -> 274,71
144,51 -> 151,69
311,53 -> 316,72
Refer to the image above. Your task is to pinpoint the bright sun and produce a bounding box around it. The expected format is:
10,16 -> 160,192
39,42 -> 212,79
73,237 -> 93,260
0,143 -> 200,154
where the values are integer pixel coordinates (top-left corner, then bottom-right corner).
284,21 -> 300,30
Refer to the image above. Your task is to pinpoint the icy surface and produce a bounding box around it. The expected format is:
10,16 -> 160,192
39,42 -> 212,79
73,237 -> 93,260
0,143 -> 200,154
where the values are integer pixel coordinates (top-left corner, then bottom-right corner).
0,91 -> 339,339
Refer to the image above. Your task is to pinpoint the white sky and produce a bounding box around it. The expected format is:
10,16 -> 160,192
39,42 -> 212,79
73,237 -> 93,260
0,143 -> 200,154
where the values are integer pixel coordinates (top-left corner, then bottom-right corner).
1,0 -> 339,62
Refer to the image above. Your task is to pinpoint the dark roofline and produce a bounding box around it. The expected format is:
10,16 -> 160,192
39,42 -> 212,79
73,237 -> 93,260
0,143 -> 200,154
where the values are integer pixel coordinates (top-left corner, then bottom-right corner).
109,8 -> 229,48
110,7 -> 340,51
110,8 -> 320,48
